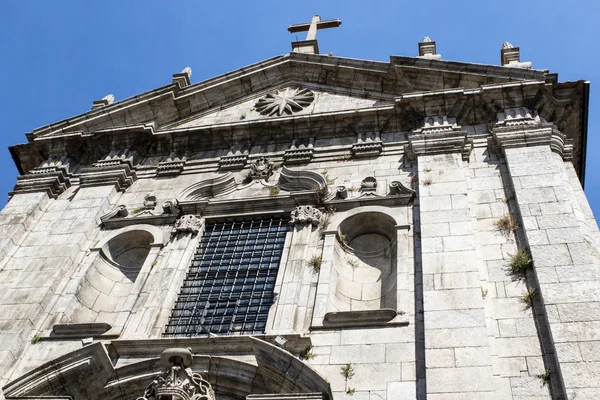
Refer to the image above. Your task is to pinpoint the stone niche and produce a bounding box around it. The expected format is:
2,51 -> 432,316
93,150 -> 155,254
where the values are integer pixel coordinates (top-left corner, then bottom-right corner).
313,207 -> 411,328
333,212 -> 397,311
59,225 -> 163,337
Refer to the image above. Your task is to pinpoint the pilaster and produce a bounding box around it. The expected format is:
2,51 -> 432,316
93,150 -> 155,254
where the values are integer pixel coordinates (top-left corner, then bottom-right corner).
411,117 -> 496,396
493,111 -> 600,398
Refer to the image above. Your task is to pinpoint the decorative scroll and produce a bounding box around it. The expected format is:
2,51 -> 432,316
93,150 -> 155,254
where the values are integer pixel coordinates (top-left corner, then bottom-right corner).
100,205 -> 128,223
172,215 -> 202,235
162,200 -> 181,215
290,206 -> 322,226
388,181 -> 416,195
178,173 -> 237,201
137,348 -> 215,400
278,166 -> 327,192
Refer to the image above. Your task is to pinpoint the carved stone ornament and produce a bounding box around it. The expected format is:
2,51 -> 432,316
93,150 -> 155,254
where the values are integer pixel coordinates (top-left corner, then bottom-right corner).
351,132 -> 382,158
249,157 -> 274,180
144,195 -> 158,209
162,200 -> 181,215
290,205 -> 322,226
254,87 -> 315,117
172,215 -> 202,235
137,348 -> 215,400
100,205 -> 128,223
496,107 -> 540,127
388,181 -> 416,196
360,176 -> 377,193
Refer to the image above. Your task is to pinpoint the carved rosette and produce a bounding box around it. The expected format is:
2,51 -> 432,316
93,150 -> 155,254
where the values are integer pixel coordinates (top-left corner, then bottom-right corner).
172,215 -> 202,235
137,348 -> 215,400
254,87 -> 314,117
249,157 -> 274,180
290,206 -> 322,226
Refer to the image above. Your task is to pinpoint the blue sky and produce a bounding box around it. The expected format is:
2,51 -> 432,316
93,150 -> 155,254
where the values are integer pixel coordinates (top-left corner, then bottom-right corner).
0,1 -> 598,216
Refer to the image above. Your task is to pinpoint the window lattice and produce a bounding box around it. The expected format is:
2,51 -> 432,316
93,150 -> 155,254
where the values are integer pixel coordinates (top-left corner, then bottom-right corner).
164,216 -> 289,337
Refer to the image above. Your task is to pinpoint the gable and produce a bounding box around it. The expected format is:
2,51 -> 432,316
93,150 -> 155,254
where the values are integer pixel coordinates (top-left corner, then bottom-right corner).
168,84 -> 395,129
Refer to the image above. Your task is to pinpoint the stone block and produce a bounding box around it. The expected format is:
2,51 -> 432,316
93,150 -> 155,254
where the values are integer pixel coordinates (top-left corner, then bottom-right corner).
442,235 -> 475,251
424,309 -> 485,330
425,348 -> 455,368
426,366 -> 494,393
330,344 -> 385,364
426,327 -> 489,348
454,346 -> 491,367
424,289 -> 482,311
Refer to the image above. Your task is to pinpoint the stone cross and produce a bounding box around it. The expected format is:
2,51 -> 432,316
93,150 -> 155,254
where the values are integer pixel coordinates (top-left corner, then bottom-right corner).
288,15 -> 342,41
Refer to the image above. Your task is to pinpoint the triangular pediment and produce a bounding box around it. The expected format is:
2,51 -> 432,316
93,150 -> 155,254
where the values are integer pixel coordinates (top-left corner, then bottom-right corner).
168,84 -> 395,130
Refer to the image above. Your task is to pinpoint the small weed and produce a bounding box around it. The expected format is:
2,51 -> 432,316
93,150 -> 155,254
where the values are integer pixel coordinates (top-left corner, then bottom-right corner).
346,388 -> 356,395
423,167 -> 432,172
341,363 -> 355,379
144,193 -> 152,200
131,206 -> 145,215
397,310 -> 406,316
308,254 -> 323,273
31,332 -> 41,344
521,288 -> 536,309
481,288 -> 488,298
509,249 -> 531,274
318,212 -> 333,236
341,363 -> 355,395
338,232 -> 348,246
240,113 -> 246,120
537,370 -> 550,387
347,185 -> 358,192
423,178 -> 432,186
322,169 -> 336,186
495,215 -> 518,237
267,186 -> 280,196
314,187 -> 329,208
335,153 -> 353,162
151,260 -> 157,270
347,257 -> 359,269
300,346 -> 316,360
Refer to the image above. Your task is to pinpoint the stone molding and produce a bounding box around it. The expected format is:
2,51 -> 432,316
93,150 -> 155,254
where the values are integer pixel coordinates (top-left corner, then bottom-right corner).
388,181 -> 416,196
290,205 -> 322,226
218,149 -> 248,170
157,152 -> 187,176
406,115 -> 470,160
284,138 -> 314,164
11,155 -> 77,198
351,132 -> 382,158
492,113 -> 574,160
79,150 -> 138,191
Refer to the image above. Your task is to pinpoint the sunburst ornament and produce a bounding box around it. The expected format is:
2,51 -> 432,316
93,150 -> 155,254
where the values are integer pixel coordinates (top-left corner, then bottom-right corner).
254,87 -> 315,117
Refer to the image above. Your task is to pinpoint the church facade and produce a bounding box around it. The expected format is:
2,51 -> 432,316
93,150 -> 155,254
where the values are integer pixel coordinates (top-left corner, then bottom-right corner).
0,22 -> 596,399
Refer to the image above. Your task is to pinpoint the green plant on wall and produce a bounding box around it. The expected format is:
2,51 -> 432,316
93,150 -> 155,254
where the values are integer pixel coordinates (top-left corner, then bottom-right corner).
340,363 -> 356,395
509,249 -> 531,274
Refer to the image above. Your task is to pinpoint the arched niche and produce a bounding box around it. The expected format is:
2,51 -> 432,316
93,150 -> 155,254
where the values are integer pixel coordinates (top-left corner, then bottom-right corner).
62,225 -> 163,333
313,206 -> 412,328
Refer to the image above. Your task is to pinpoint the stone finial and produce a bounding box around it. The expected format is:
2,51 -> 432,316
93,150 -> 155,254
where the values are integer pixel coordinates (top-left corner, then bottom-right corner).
418,37 -> 441,60
91,94 -> 115,110
500,42 -> 532,69
181,66 -> 192,79
173,66 -> 192,88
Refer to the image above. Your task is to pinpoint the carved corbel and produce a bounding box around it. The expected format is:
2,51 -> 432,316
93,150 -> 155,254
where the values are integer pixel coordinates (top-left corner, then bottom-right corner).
351,131 -> 382,158
290,205 -> 322,226
172,215 -> 203,236
157,151 -> 187,177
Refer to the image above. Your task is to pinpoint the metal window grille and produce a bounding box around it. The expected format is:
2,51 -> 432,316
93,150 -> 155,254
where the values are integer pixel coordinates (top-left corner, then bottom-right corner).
164,216 -> 290,337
